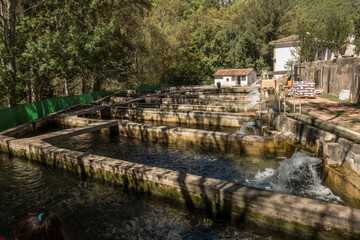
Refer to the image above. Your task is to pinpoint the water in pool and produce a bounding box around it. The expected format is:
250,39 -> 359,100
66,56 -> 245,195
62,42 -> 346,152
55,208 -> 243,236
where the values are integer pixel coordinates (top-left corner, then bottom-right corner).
0,153 -> 277,240
50,131 -> 280,185
49,131 -> 342,203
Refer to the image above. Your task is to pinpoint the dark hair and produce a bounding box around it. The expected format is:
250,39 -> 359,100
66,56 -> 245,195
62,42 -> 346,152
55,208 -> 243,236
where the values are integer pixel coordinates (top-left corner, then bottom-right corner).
14,208 -> 67,240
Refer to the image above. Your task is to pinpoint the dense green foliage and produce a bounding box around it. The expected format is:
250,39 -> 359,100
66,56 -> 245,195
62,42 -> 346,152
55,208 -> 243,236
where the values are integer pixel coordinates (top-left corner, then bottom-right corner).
290,0 -> 358,62
290,0 -> 360,23
0,0 -> 359,108
355,8 -> 360,53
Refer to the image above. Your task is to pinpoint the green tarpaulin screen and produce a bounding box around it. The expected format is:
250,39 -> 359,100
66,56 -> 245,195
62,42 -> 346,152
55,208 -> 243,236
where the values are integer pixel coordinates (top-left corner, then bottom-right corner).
0,90 -> 108,132
0,84 -> 173,132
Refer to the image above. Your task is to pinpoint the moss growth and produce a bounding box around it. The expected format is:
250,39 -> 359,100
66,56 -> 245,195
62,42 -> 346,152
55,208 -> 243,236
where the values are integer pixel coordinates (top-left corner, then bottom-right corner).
289,115 -> 360,144
0,144 -> 9,153
3,141 -> 360,239
243,211 -> 357,240
117,127 -> 290,157
324,166 -> 360,209
291,142 -> 315,154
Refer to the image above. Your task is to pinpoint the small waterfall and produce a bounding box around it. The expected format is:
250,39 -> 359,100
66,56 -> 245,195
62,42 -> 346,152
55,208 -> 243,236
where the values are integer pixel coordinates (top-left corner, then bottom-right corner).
244,101 -> 258,108
251,80 -> 261,87
246,90 -> 260,102
245,152 -> 342,203
236,121 -> 259,135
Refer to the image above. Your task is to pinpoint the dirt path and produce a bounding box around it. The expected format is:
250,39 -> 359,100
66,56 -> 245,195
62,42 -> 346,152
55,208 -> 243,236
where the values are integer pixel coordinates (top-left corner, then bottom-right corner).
287,97 -> 360,132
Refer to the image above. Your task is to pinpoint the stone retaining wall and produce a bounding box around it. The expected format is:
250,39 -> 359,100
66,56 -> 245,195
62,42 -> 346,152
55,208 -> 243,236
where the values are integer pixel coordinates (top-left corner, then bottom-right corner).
302,58 -> 360,103
158,104 -> 259,113
259,113 -> 336,148
144,98 -> 252,107
160,93 -> 248,101
116,120 -> 290,157
106,107 -> 255,128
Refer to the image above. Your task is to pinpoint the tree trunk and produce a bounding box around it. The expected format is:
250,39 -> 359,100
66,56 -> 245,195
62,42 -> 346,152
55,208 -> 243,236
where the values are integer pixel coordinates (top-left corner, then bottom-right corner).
81,77 -> 87,94
0,0 -> 17,106
8,0 -> 17,106
90,75 -> 99,92
27,82 -> 36,103
64,79 -> 69,96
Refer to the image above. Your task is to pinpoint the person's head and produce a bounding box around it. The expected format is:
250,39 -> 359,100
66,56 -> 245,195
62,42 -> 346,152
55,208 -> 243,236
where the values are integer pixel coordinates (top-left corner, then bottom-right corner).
14,208 -> 66,240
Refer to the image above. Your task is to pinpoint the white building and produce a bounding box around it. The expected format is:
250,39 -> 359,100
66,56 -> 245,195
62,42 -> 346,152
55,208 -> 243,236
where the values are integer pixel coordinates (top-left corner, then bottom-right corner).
213,68 -> 257,86
270,35 -> 359,79
269,35 -> 299,79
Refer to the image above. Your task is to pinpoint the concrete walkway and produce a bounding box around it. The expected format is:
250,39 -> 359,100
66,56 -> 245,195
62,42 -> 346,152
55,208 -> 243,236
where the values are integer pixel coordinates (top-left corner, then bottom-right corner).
287,96 -> 360,132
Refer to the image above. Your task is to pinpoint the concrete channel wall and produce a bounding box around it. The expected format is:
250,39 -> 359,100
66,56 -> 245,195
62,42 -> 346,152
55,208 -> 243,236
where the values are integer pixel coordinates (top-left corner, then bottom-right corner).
55,115 -> 289,157
157,104 -> 259,112
144,98 -> 253,107
259,112 -> 360,175
102,107 -> 255,128
115,120 -> 290,156
159,93 -> 249,101
125,104 -> 259,113
1,116 -> 360,239
259,112 -> 360,208
259,113 -> 337,148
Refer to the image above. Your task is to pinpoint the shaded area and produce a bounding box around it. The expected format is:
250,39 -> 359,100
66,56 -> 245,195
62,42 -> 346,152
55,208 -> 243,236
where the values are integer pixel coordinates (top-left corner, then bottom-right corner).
4,134 -> 360,239
287,96 -> 360,132
0,153 -> 275,240
0,91 -> 108,132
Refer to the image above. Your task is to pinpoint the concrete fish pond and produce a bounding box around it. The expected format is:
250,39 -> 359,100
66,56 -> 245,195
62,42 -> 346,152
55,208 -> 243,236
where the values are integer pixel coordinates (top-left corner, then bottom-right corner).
0,152 -> 281,240
1,85 -> 360,239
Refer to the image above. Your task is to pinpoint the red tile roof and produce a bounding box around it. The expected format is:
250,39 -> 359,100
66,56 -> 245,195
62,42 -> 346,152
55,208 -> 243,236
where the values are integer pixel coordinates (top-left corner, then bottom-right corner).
269,35 -> 299,45
213,68 -> 256,76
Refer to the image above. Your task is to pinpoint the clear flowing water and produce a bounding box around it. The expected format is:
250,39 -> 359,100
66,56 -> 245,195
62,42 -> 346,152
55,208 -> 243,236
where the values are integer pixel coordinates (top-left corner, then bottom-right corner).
50,131 -> 342,203
0,153 -> 277,240
236,121 -> 260,135
244,101 -> 259,108
245,90 -> 260,102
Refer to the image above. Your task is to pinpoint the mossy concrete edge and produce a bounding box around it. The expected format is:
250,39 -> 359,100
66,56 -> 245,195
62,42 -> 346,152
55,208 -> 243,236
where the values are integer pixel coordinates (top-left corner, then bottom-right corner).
1,134 -> 360,239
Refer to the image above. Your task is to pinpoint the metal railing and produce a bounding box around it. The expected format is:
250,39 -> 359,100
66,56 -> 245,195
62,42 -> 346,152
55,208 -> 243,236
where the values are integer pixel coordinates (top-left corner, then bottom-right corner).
274,87 -> 286,115
274,86 -> 302,115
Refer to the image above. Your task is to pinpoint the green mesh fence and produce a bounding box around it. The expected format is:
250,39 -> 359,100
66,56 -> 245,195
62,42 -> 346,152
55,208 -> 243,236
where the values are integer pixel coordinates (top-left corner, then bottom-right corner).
0,90 -> 108,132
0,84 -> 173,132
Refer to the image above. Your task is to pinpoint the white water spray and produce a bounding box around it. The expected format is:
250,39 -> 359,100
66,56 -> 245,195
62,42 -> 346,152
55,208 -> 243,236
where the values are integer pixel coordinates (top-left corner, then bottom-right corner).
251,81 -> 261,87
245,152 -> 342,203
246,90 -> 260,102
244,101 -> 259,108
236,121 -> 259,135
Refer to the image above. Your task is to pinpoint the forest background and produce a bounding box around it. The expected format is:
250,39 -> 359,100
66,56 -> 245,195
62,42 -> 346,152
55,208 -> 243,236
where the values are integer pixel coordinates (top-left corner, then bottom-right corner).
0,0 -> 360,108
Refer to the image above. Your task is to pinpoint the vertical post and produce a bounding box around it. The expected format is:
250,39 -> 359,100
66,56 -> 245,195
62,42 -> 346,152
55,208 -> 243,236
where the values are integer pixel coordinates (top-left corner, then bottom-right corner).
299,63 -> 302,81
260,87 -> 263,113
283,94 -> 286,115
300,97 -> 302,115
277,89 -> 281,113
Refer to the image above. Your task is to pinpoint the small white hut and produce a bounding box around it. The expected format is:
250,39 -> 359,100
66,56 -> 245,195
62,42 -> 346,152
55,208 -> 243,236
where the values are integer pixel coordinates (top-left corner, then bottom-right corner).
213,68 -> 257,87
